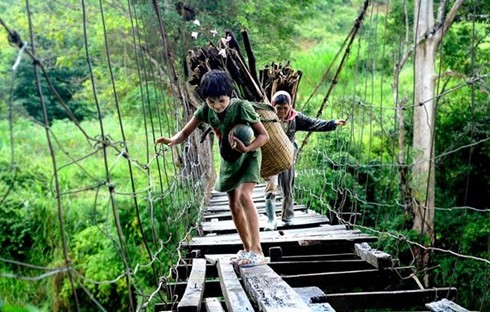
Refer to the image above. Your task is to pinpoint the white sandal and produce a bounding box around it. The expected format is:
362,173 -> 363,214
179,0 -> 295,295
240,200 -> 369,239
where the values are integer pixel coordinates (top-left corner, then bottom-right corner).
238,252 -> 267,268
229,250 -> 249,264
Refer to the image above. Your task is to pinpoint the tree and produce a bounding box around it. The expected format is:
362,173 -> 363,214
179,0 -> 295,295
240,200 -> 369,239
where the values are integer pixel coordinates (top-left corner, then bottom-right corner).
410,0 -> 464,280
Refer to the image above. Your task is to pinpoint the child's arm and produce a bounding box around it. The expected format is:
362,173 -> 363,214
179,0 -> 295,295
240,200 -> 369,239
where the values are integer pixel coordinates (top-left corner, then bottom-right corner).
230,121 -> 269,153
155,116 -> 201,146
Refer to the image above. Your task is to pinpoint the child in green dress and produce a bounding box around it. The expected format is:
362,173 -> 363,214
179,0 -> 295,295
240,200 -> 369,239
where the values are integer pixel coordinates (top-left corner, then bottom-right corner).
155,70 -> 269,267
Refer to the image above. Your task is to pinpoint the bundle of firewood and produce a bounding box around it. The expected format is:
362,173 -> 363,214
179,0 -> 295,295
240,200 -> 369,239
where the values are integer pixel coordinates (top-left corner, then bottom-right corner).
185,29 -> 302,108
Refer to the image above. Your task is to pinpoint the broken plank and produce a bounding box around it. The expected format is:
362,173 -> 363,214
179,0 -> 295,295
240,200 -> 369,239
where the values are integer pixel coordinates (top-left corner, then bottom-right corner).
239,264 -> 313,312
426,298 -> 469,312
217,258 -> 254,312
354,242 -> 393,269
176,258 -> 206,311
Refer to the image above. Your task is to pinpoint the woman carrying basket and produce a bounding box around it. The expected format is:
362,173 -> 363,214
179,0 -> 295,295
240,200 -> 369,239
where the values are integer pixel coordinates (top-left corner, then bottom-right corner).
264,91 -> 347,230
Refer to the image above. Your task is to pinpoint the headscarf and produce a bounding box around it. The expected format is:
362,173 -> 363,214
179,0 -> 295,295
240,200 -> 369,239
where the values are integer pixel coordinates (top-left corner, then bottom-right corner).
271,90 -> 297,121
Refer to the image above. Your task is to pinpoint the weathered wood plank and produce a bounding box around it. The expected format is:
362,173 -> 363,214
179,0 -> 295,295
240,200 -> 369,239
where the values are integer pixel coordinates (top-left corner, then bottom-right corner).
202,214 -> 329,234
280,253 -> 358,261
176,258 -> 206,311
294,286 -> 327,303
239,264 -> 313,312
205,254 -> 270,265
354,242 -> 393,269
172,263 -> 217,281
188,225 -> 369,245
216,258 -> 254,312
326,287 -> 458,311
270,259 -> 373,275
167,267 -> 417,299
168,280 -> 222,299
308,303 -> 336,312
180,235 -> 376,255
205,297 -> 226,312
172,259 -> 371,281
426,298 -> 469,312
203,204 -> 307,221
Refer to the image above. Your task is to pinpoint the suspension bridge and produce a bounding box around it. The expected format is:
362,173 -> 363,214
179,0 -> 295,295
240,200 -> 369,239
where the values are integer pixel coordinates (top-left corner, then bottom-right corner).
156,184 -> 465,311
0,0 -> 488,311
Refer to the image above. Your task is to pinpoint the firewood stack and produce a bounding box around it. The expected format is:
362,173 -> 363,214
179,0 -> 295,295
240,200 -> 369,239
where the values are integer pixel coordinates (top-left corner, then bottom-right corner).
259,61 -> 302,108
185,30 -> 302,108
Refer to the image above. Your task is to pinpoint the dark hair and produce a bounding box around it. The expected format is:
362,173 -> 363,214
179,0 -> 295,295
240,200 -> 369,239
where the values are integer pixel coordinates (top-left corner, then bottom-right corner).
273,94 -> 290,105
200,70 -> 234,98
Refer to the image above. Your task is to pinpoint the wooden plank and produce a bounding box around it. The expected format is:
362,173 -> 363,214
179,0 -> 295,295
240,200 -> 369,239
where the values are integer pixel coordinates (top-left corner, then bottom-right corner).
176,258 -> 206,312
203,204 -> 307,220
354,242 -> 393,269
180,235 -> 376,255
187,232 -> 363,248
202,214 -> 329,234
172,263 -> 217,281
173,259 -> 371,280
294,286 -> 327,303
216,258 -> 254,312
326,287 -> 458,310
188,226 -> 369,245
283,267 -> 416,292
205,297 -> 226,312
269,259 -> 373,275
308,303 -> 336,312
426,298 -> 469,312
239,264 -> 313,312
205,254 -> 270,265
168,280 -> 222,299
281,253 -> 358,261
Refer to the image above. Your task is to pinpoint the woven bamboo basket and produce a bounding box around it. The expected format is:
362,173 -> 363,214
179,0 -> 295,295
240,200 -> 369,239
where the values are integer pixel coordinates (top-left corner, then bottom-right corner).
252,103 -> 294,178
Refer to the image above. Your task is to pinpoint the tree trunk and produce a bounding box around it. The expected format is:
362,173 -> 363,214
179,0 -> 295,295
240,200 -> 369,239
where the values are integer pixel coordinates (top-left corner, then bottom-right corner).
412,0 -> 437,285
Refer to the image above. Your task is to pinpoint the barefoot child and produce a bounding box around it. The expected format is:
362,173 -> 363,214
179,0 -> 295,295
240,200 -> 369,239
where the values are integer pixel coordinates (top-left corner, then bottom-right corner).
156,70 -> 269,267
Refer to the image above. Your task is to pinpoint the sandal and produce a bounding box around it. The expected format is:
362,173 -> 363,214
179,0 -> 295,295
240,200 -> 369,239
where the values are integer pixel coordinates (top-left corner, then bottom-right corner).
238,252 -> 267,268
229,250 -> 249,264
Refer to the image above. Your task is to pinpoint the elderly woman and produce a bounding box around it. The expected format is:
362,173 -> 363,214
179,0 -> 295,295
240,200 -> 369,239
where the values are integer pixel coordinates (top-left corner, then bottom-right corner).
264,91 -> 347,230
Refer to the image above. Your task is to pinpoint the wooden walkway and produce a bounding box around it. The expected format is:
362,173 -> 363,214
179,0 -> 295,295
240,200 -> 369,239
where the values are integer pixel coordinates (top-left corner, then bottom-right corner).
156,185 -> 467,312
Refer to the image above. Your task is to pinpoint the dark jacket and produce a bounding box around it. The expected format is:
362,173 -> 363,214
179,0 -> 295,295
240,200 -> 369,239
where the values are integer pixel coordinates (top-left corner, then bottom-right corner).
284,112 -> 337,149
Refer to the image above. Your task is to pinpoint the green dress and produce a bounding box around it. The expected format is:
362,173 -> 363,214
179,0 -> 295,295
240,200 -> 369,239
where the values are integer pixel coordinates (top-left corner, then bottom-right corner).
194,98 -> 262,192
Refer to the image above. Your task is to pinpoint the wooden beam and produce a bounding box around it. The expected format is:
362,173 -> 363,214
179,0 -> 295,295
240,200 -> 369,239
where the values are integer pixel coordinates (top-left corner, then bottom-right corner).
217,258 -> 254,312
167,280 -> 222,299
283,267 -> 416,292
354,242 -> 393,269
270,259 -> 373,275
426,298 -> 469,312
205,297 -> 226,312
239,264 -> 313,312
203,204 -> 306,221
326,287 -> 458,310
172,263 -> 217,281
294,286 -> 327,303
176,258 -> 206,311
